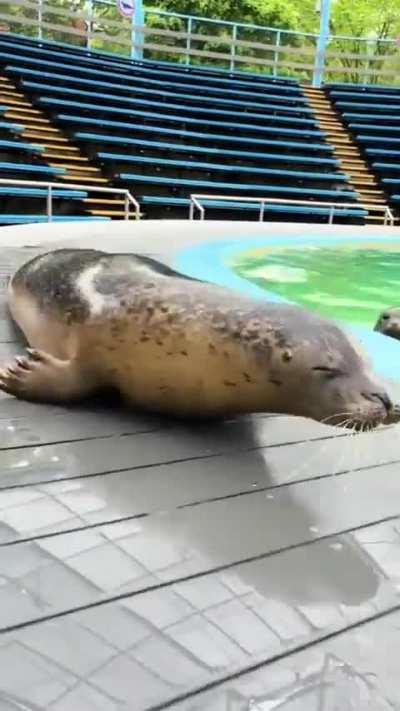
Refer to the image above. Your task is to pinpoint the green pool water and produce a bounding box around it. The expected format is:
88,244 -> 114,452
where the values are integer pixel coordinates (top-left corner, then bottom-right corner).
229,242 -> 400,328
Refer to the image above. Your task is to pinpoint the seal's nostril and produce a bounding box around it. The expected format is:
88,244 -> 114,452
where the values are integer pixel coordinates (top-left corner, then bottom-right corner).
364,391 -> 392,413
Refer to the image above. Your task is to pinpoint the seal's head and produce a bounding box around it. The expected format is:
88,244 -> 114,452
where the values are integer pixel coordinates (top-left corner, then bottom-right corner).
374,307 -> 400,340
263,306 -> 394,430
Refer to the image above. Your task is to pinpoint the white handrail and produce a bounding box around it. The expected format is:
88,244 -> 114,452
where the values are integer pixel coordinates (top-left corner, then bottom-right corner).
189,194 -> 395,226
0,178 -> 141,221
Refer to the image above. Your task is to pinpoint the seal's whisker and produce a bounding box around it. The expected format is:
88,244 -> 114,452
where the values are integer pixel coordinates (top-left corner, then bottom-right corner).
320,411 -> 353,425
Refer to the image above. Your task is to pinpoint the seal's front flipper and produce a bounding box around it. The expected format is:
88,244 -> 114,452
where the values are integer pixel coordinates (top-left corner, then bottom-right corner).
0,349 -> 94,403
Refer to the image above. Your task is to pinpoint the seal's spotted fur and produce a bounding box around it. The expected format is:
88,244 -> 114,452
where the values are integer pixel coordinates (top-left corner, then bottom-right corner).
0,249 -> 396,428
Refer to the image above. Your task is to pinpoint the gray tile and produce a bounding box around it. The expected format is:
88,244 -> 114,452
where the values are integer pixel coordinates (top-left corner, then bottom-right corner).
170,610 -> 400,710
89,654 -> 171,707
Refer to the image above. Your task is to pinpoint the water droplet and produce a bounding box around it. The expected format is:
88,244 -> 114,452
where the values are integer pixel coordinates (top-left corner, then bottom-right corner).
251,482 -> 258,488
309,525 -> 319,534
266,493 -> 275,500
51,456 -> 59,463
330,542 -> 343,551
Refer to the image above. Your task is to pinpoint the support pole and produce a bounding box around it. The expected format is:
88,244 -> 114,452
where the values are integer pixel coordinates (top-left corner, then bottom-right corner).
132,0 -> 144,60
313,0 -> 331,87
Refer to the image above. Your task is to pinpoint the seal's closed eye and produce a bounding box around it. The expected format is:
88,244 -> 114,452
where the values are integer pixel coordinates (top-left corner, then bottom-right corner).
312,366 -> 343,378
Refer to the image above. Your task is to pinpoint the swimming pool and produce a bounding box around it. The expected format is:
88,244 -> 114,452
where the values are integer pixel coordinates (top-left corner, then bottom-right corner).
177,234 -> 400,383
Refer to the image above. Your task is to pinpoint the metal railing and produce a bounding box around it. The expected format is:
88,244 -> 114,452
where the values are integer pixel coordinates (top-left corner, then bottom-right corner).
1,0 -> 400,85
189,195 -> 395,226
0,179 -> 141,220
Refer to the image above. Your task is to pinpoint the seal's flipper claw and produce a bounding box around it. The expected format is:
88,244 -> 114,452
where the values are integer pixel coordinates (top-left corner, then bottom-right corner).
0,351 -> 93,403
26,348 -> 46,362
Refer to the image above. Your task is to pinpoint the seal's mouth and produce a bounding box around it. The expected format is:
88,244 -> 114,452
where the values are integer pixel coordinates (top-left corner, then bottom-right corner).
382,328 -> 400,340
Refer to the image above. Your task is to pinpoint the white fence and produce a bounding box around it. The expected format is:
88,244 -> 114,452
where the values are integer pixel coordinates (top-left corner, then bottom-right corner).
0,179 -> 140,220
189,195 -> 395,226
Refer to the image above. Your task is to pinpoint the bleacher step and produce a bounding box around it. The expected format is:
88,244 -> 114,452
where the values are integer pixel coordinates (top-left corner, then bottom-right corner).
42,153 -> 89,161
88,209 -> 137,217
22,131 -> 69,142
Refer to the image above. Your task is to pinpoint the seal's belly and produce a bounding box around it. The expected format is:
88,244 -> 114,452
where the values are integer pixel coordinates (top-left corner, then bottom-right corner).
90,331 -> 266,416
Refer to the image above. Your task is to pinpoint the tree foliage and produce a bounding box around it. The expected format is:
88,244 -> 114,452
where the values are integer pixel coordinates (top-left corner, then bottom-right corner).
3,0 -> 400,83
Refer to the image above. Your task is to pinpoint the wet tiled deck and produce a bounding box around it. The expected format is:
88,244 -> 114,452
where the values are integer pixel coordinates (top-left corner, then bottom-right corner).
1,222 -> 400,710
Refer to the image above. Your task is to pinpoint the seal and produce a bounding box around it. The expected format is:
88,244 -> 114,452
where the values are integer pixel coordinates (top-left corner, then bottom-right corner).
374,307 -> 400,341
0,248 -> 396,429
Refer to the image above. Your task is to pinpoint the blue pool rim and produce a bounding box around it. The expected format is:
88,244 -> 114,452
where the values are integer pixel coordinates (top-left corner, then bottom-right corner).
176,234 -> 400,383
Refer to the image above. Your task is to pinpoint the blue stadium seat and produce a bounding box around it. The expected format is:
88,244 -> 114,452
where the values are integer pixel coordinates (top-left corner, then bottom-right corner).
0,162 -> 65,175
0,215 -> 109,223
41,97 -> 320,131
120,172 -> 358,199
100,152 -> 347,181
330,90 -> 400,102
62,113 -> 325,141
0,121 -> 24,133
373,163 -> 400,172
366,149 -> 400,157
348,123 -> 400,133
76,131 -> 338,166
325,82 -> 400,93
0,36 -> 300,91
357,135 -> 400,144
336,101 -> 400,112
7,65 -> 309,107
23,80 -> 314,118
0,188 -> 87,198
0,139 -> 43,153
342,112 -> 398,123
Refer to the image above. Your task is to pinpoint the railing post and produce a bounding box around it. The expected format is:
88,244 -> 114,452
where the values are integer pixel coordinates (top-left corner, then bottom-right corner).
132,0 -> 144,60
328,204 -> 334,224
313,0 -> 332,87
86,0 -> 93,51
273,30 -> 281,77
189,198 -> 194,220
230,24 -> 237,72
186,16 -> 193,66
124,193 -> 130,220
37,0 -> 43,41
47,185 -> 53,222
259,200 -> 265,222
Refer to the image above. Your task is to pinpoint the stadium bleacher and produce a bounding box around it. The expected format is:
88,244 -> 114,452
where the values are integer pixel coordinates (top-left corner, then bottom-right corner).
325,82 -> 400,218
0,32 -> 366,223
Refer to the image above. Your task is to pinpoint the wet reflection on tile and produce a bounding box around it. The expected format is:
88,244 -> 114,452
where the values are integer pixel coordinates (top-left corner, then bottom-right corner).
0,530 -> 398,710
0,424 -> 399,545
0,410 -> 164,448
0,415 -> 355,488
0,477 -> 399,631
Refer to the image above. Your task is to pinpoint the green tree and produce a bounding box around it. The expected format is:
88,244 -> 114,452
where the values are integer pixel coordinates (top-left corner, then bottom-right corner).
328,0 -> 400,84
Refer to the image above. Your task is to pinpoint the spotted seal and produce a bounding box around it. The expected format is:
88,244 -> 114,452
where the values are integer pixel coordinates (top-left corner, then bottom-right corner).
375,307 -> 400,341
0,248 -> 397,429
